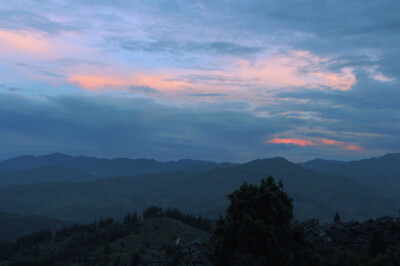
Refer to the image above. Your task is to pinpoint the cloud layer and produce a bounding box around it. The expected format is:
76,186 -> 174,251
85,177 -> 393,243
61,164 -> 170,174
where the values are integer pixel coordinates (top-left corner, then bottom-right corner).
0,0 -> 399,161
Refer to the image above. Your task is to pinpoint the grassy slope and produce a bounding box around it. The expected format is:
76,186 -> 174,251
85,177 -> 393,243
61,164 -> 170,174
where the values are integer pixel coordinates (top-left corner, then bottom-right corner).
106,218 -> 210,264
0,217 -> 211,266
0,212 -> 66,243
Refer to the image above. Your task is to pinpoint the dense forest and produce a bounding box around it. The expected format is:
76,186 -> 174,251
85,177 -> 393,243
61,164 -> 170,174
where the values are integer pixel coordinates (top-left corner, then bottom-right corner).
1,177 -> 399,266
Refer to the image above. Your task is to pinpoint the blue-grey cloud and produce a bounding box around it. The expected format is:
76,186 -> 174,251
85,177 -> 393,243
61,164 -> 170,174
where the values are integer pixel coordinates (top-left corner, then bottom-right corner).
187,93 -> 227,97
0,9 -> 72,34
0,0 -> 399,162
115,39 -> 264,56
127,86 -> 160,94
0,93 -> 301,162
268,74 -> 400,154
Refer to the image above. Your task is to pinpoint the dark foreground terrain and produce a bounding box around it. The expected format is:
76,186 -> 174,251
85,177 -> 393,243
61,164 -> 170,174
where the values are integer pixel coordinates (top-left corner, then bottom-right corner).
1,178 -> 400,266
0,207 -> 213,266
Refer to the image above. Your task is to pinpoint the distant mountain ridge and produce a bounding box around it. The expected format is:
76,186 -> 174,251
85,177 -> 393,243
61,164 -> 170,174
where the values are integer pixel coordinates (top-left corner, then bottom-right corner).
300,153 -> 400,201
0,156 -> 397,223
0,166 -> 97,186
0,153 -> 233,185
0,153 -> 103,172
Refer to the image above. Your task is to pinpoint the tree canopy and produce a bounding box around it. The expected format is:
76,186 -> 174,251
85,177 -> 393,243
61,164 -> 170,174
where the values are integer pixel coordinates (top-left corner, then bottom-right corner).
213,176 -> 314,266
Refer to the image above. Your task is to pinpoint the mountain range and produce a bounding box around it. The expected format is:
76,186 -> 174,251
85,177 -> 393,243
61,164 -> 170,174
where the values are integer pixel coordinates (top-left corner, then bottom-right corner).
0,153 -> 232,185
0,153 -> 399,223
300,153 -> 400,201
0,166 -> 97,186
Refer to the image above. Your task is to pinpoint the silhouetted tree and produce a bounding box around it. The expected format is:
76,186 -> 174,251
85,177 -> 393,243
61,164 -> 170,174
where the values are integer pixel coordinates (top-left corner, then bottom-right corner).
213,176 -> 315,266
143,205 -> 163,218
124,212 -> 139,225
16,229 -> 52,249
334,211 -> 342,223
98,217 -> 114,228
142,206 -> 212,231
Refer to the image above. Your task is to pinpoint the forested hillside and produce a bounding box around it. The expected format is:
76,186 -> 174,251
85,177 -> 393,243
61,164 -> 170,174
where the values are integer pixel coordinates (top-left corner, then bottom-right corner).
301,153 -> 400,201
0,157 -> 397,223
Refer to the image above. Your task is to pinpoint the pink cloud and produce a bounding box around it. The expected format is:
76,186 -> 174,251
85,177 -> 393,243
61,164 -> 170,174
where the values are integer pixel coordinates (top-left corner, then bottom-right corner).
318,139 -> 344,145
371,73 -> 394,82
66,49 -> 357,98
0,29 -> 53,56
266,136 -> 364,152
133,74 -> 192,91
67,75 -> 127,91
232,50 -> 356,91
266,138 -> 315,146
67,73 -> 192,92
342,144 -> 363,151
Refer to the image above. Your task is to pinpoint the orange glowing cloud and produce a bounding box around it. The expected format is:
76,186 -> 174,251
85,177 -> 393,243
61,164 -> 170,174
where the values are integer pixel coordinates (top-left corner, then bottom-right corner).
0,30 -> 53,56
318,139 -> 344,145
266,136 -> 363,152
267,138 -> 315,146
342,144 -> 363,151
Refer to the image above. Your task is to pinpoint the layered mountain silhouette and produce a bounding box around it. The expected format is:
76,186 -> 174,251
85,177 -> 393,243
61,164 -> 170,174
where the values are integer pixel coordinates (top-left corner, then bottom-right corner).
0,153 -> 231,185
0,154 -> 398,223
0,166 -> 97,186
301,153 -> 400,201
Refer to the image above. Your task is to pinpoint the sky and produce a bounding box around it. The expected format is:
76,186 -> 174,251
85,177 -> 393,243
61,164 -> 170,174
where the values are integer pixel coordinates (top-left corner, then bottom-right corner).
0,0 -> 399,162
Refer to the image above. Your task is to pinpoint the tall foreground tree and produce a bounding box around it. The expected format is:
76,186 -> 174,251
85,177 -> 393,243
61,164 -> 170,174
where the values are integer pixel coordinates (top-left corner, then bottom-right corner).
213,176 -> 314,266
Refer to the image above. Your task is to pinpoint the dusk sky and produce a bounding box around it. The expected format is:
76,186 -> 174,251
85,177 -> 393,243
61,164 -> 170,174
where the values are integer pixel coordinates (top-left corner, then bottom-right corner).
0,0 -> 399,162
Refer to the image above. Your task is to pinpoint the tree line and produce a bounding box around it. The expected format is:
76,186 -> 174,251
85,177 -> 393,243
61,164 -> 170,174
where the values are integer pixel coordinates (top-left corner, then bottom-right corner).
1,176 -> 400,265
142,206 -> 213,231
